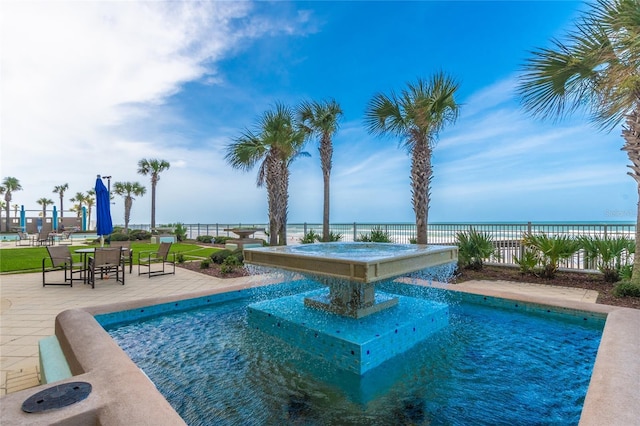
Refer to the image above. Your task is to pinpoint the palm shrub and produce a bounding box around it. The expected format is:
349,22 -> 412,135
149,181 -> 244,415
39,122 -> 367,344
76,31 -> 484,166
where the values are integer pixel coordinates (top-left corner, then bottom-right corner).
522,233 -> 581,279
196,235 -> 214,243
579,236 -> 634,282
220,255 -> 242,275
456,228 -> 499,271
300,230 -> 321,244
327,231 -> 343,242
514,248 -> 540,275
356,226 -> 392,243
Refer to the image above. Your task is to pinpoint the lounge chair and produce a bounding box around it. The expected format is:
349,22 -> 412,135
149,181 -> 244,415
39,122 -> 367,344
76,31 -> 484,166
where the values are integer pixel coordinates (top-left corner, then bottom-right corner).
138,242 -> 176,278
87,248 -> 125,288
110,241 -> 133,273
42,246 -> 84,287
16,231 -> 33,247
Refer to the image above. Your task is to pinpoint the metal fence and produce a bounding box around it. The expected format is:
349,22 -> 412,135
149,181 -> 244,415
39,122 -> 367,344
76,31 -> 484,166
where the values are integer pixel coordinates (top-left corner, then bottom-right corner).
128,221 -> 635,272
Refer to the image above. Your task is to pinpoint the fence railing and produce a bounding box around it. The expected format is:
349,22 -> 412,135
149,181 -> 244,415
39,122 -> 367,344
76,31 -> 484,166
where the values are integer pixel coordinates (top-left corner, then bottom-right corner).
127,222 -> 635,272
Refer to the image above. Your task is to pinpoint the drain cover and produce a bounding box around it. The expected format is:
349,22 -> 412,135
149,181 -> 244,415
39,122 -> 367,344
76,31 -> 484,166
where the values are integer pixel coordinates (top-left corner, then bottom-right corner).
22,382 -> 92,413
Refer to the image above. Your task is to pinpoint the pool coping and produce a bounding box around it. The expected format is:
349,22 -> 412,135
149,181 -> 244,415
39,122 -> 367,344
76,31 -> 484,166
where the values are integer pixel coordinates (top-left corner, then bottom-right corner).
0,280 -> 637,425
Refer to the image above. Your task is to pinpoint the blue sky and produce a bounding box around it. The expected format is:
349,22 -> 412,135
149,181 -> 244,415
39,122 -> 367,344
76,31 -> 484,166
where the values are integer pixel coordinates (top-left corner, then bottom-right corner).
1,1 -> 634,226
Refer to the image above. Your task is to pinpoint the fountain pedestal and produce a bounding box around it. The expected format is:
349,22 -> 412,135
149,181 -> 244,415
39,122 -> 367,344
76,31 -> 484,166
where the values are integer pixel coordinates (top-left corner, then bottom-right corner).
244,243 -> 458,375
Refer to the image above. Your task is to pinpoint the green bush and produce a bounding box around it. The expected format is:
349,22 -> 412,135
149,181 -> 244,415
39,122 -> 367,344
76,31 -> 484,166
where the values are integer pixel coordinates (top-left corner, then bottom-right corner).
129,230 -> 152,241
514,249 -> 540,275
109,232 -> 130,241
612,281 -> 640,297
196,235 -> 214,243
173,223 -> 188,242
522,233 -> 580,279
579,236 -> 634,283
200,259 -> 211,269
327,232 -> 343,242
300,230 -> 321,244
232,248 -> 244,263
220,255 -> 242,275
176,253 -> 186,264
213,236 -> 232,244
211,249 -> 233,264
456,228 -> 499,270
356,226 -> 392,243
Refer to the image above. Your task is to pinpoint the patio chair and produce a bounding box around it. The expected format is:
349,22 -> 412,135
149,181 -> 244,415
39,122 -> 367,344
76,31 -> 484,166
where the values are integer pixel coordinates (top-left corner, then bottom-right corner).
138,242 -> 176,278
15,231 -> 33,247
35,232 -> 54,246
110,241 -> 133,273
42,246 -> 84,287
87,248 -> 125,289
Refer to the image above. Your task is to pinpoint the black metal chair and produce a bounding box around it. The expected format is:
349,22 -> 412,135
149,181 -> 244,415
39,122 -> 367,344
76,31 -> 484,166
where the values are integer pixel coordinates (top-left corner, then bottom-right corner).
42,246 -> 84,287
138,242 -> 176,278
87,248 -> 125,289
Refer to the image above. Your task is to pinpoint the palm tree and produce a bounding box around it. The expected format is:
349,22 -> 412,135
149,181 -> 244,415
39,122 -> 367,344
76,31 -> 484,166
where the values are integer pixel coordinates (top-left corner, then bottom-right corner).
36,198 -> 54,219
113,182 -> 146,232
226,103 -> 307,245
137,158 -> 170,231
518,0 -> 640,283
53,183 -> 69,218
70,192 -> 87,219
1,177 -> 22,232
365,73 -> 461,244
297,99 -> 343,242
85,190 -> 95,230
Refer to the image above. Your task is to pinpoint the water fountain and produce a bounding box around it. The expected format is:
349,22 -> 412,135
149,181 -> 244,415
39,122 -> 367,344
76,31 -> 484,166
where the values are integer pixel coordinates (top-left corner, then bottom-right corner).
244,242 -> 458,374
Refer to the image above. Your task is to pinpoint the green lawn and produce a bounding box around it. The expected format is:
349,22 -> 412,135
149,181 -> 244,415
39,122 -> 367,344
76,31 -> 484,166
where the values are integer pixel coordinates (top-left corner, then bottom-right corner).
0,242 -> 221,273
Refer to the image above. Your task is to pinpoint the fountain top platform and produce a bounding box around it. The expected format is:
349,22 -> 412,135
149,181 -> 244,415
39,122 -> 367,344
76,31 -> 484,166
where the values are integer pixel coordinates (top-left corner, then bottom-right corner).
244,242 -> 457,283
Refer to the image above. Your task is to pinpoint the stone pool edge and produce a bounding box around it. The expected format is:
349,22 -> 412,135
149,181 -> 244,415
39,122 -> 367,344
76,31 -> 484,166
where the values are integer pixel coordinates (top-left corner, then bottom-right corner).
0,280 -> 637,426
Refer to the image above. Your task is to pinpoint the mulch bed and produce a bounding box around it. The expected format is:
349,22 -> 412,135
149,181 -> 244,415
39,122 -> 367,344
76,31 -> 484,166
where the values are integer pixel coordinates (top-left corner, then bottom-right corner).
177,261 -> 250,279
454,265 -> 640,309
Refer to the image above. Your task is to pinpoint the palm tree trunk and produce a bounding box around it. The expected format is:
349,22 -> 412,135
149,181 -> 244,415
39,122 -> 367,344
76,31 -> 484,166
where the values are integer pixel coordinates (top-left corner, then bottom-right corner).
4,194 -> 11,232
278,163 -> 290,245
411,138 -> 432,245
266,153 -> 280,246
320,135 -> 332,242
124,197 -> 132,233
622,106 -> 640,284
151,181 -> 157,231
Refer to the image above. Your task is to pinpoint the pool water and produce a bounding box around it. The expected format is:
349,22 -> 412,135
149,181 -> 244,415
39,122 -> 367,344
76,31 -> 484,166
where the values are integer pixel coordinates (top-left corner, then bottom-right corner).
106,283 -> 603,425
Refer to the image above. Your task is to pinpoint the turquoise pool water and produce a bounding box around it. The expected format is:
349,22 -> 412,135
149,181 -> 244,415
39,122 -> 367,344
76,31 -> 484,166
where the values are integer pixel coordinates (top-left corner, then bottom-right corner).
105,282 -> 603,425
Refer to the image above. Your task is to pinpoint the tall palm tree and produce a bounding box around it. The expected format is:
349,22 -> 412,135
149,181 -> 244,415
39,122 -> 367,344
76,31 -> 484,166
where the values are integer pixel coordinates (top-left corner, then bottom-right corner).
297,99 -> 343,242
36,198 -> 54,219
518,0 -> 640,282
365,73 -> 461,244
53,183 -> 69,218
137,158 -> 170,231
1,177 -> 22,232
113,182 -> 146,232
226,103 -> 307,245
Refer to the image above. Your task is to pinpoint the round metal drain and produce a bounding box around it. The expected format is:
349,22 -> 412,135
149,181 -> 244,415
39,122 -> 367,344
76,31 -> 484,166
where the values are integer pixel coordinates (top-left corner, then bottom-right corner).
22,382 -> 92,413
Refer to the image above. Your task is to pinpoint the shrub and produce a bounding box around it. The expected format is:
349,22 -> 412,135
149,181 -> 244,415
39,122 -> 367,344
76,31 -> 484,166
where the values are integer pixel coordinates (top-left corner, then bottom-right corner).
176,253 -> 186,264
196,235 -> 214,243
356,226 -> 392,243
300,230 -> 321,244
232,248 -> 244,263
200,259 -> 211,269
109,232 -> 130,241
522,233 -> 580,279
173,223 -> 188,242
612,281 -> 640,298
579,236 -> 634,283
514,249 -> 540,275
327,232 -> 343,242
211,249 -> 233,264
213,236 -> 232,245
456,228 -> 499,271
220,255 -> 242,275
129,229 -> 152,241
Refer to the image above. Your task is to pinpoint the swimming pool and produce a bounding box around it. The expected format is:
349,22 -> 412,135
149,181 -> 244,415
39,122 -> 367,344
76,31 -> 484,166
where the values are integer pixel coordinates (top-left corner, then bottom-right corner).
104,281 -> 603,425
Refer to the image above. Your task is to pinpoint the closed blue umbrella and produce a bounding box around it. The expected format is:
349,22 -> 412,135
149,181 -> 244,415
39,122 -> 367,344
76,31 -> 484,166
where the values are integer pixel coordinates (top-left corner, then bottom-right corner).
95,175 -> 113,246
